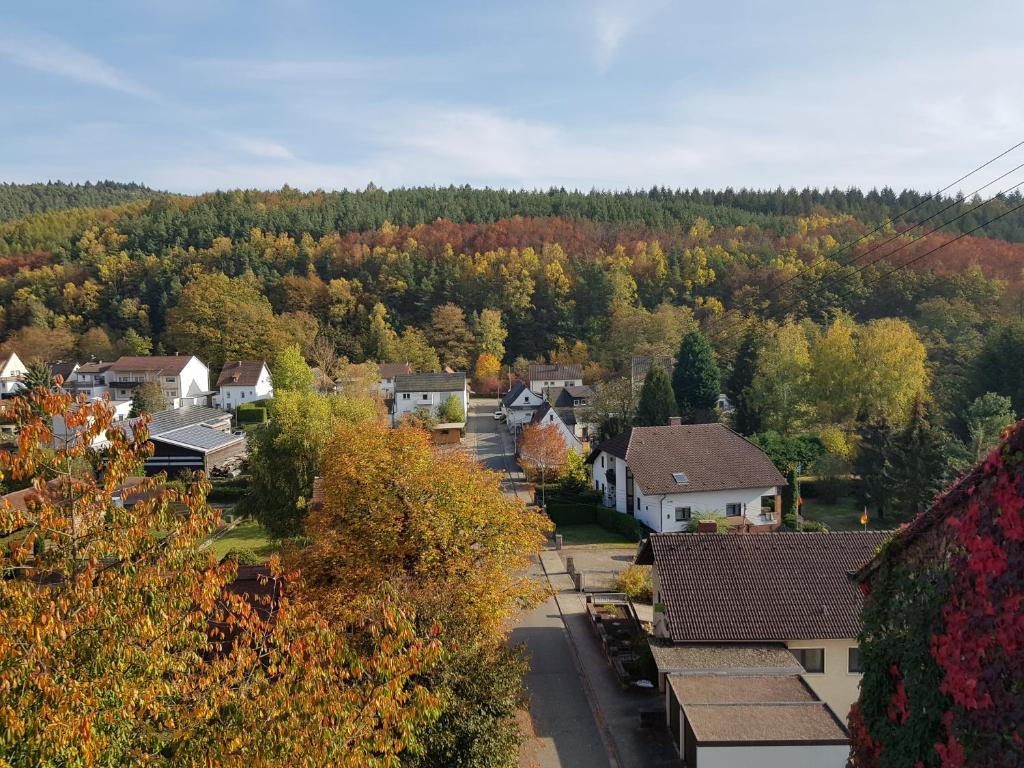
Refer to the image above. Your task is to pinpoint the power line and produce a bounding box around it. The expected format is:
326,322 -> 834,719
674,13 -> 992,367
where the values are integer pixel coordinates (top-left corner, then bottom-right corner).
702,138 -> 1024,340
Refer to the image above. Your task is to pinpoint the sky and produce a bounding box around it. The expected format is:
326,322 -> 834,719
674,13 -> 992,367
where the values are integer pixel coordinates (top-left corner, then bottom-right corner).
1,0 -> 1023,194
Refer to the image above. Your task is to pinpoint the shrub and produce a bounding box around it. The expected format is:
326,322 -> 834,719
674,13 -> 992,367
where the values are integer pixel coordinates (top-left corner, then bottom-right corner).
782,514 -> 829,532
237,405 -> 268,424
614,564 -> 653,602
594,506 -> 643,540
686,513 -> 731,533
207,485 -> 249,503
220,547 -> 261,565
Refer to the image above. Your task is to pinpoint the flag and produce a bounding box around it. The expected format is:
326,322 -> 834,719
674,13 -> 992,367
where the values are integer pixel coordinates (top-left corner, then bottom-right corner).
860,507 -> 869,526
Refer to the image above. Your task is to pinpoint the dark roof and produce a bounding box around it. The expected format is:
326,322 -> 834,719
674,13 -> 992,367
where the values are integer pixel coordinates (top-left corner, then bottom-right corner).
109,355 -> 197,375
152,425 -> 244,453
216,360 -> 268,388
589,428 -> 632,461
669,674 -> 817,705
50,361 -> 79,382
590,423 -> 785,494
551,385 -> 596,408
75,361 -> 112,375
501,380 -> 531,407
632,355 -> 674,382
528,363 -> 583,383
395,372 -> 466,392
648,641 -> 802,675
640,531 -> 891,642
142,406 -> 230,437
530,401 -> 563,426
378,362 -> 413,379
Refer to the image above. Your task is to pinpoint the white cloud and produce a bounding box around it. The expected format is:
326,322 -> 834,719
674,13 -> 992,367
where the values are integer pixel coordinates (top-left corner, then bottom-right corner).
587,0 -> 666,72
232,136 -> 295,160
0,32 -> 155,99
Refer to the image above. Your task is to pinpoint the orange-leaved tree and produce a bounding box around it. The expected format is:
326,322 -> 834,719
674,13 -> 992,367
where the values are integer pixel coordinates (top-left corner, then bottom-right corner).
0,386 -> 439,767
519,423 -> 569,507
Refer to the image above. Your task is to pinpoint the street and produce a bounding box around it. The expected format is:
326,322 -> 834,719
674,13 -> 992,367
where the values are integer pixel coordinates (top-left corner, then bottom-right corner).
466,399 -> 615,768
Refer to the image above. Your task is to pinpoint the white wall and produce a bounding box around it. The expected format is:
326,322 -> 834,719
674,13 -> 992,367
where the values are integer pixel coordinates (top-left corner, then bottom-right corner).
0,352 -> 26,395
394,387 -> 467,422
177,357 -> 210,405
533,408 -> 582,453
639,486 -> 778,532
697,744 -> 848,768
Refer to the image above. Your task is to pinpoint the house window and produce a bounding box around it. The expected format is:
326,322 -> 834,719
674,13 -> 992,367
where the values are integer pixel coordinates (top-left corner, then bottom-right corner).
791,648 -> 825,674
165,377 -> 175,383
726,503 -> 743,516
674,507 -> 691,522
402,393 -> 410,400
600,456 -> 605,467
524,396 -> 530,403
848,648 -> 862,674
422,393 -> 430,400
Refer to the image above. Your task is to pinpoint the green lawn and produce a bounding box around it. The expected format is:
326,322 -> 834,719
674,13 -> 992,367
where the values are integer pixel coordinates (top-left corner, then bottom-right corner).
556,524 -> 637,548
205,519 -> 279,561
801,496 -> 890,531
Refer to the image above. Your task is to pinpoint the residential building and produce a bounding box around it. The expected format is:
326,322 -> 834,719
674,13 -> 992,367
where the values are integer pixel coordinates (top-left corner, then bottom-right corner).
631,355 -> 674,389
549,385 -> 597,447
392,372 -> 468,426
527,363 -> 583,398
0,352 -> 26,397
51,397 -> 133,449
500,381 -> 544,434
129,406 -> 244,475
587,422 -> 786,530
213,360 -> 272,410
636,530 -> 891,724
528,402 -> 582,454
71,361 -> 113,398
376,362 -> 413,397
106,355 -> 211,408
50,360 -> 80,387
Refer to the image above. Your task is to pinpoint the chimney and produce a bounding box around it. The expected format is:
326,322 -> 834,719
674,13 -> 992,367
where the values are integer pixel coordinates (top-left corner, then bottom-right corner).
668,416 -> 682,426
698,520 -> 718,533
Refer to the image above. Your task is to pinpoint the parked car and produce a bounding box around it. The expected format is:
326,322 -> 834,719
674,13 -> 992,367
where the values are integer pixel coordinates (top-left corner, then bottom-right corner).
493,410 -> 505,420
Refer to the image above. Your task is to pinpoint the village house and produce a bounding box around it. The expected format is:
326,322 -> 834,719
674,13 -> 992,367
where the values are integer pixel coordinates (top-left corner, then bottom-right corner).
500,381 -> 544,434
527,363 -> 583,398
105,355 -> 211,409
392,372 -> 468,426
50,360 -> 80,387
376,362 -> 413,397
587,421 -> 786,531
0,352 -> 26,398
213,360 -> 272,410
636,530 -> 890,766
528,402 -> 582,454
70,361 -> 114,398
549,384 -> 597,446
631,354 -> 674,389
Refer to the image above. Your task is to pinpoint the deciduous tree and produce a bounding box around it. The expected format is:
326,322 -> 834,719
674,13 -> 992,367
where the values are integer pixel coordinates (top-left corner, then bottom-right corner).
272,343 -> 314,393
428,304 -> 474,371
129,379 -> 165,417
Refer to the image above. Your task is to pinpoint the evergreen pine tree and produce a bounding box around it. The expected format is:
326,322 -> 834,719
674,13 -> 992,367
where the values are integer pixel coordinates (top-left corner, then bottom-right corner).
672,328 -> 721,423
888,396 -> 954,519
729,327 -> 763,435
854,417 -> 896,522
636,363 -> 678,426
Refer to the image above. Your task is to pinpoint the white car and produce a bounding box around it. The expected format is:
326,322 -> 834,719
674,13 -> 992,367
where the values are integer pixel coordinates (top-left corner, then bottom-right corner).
493,410 -> 505,420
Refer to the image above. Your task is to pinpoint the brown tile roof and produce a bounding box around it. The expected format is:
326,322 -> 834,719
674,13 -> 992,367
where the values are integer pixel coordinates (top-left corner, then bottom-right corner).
591,424 -> 786,494
669,674 -> 817,705
75,361 -> 112,375
643,531 -> 891,642
684,703 -> 848,743
648,641 -> 803,675
109,355 -> 195,375
378,362 -> 413,379
216,360 -> 268,388
528,363 -> 583,383
50,361 -> 79,382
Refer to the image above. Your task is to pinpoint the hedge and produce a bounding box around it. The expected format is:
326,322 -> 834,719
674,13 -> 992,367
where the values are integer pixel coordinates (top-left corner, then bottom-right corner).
236,406 -> 267,424
207,485 -> 249,503
545,494 -> 643,541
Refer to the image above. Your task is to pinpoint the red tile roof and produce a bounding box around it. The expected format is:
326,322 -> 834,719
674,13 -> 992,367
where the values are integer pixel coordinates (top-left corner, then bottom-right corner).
109,355 -> 195,375
640,531 -> 891,642
590,424 -> 786,494
216,360 -> 268,388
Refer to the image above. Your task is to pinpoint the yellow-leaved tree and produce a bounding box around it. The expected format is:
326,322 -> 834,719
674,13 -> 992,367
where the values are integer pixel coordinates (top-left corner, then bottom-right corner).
0,387 -> 439,767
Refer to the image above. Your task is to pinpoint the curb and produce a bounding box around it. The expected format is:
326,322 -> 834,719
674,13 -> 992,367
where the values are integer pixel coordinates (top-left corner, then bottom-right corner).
539,550 -> 623,768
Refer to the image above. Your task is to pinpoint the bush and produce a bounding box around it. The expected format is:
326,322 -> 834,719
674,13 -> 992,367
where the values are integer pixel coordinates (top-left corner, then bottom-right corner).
614,564 -> 653,602
545,492 -> 643,541
221,547 -> 261,565
686,513 -> 731,533
782,514 -> 829,532
207,485 -> 249,503
594,505 -> 643,541
237,405 -> 268,424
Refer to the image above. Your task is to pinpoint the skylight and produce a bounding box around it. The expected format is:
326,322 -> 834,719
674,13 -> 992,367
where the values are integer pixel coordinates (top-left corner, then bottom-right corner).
672,472 -> 689,484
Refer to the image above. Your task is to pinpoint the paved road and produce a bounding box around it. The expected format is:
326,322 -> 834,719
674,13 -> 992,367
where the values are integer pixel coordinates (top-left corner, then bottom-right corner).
467,400 -> 613,768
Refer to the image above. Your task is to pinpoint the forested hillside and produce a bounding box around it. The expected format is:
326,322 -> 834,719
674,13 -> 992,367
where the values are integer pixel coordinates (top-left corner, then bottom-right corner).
1,185 -> 1022,463
0,181 -> 163,223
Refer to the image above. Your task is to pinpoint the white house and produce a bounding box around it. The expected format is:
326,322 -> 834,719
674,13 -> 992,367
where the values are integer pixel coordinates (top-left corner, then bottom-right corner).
587,421 -> 786,532
392,372 -> 468,426
71,361 -> 114,398
376,362 -> 413,398
500,381 -> 544,434
0,352 -> 26,397
214,360 -> 273,410
51,397 -> 133,449
105,356 -> 211,409
549,385 -> 597,447
527,402 -> 583,454
527,363 -> 583,398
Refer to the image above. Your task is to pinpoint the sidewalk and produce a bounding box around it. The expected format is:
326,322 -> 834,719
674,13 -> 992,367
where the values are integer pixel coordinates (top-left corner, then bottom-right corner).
538,551 -> 679,768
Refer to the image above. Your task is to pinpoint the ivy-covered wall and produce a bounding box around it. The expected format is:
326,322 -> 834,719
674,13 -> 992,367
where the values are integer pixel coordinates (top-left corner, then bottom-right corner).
851,420 -> 1024,768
